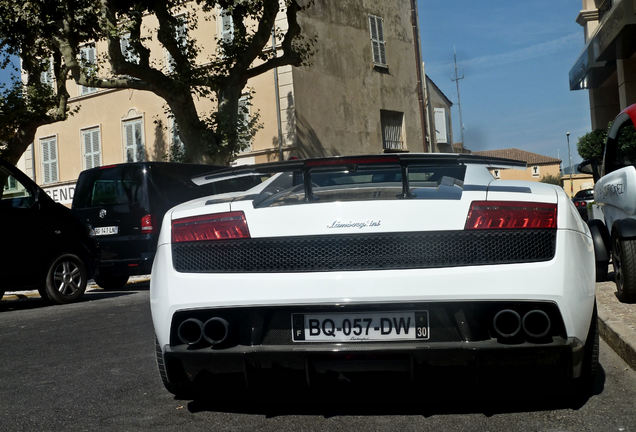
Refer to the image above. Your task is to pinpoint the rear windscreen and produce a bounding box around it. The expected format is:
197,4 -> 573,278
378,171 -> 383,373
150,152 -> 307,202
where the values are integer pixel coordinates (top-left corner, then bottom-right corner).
73,166 -> 146,208
253,164 -> 467,207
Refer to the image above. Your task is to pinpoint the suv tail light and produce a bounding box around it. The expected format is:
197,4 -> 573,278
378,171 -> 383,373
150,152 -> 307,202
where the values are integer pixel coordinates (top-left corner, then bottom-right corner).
141,214 -> 154,233
172,211 -> 250,243
465,201 -> 557,230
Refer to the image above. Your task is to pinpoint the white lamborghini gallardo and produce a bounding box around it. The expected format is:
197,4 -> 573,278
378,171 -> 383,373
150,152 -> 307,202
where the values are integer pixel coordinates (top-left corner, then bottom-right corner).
150,154 -> 597,396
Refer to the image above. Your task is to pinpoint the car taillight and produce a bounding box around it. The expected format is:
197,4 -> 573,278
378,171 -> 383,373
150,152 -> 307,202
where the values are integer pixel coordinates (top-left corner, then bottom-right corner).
171,211 -> 250,243
465,201 -> 557,230
141,214 -> 154,233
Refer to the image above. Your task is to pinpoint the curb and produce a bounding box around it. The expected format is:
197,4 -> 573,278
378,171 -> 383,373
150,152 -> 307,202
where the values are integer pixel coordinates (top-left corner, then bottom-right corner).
596,280 -> 636,370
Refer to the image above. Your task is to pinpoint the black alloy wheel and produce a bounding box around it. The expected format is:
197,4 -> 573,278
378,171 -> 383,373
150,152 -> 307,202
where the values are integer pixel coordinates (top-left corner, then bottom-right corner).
45,253 -> 87,304
613,236 -> 636,302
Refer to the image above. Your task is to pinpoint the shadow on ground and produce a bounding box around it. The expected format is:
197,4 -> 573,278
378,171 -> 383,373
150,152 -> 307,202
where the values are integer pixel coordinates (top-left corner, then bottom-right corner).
185,366 -> 606,417
0,289 -> 136,312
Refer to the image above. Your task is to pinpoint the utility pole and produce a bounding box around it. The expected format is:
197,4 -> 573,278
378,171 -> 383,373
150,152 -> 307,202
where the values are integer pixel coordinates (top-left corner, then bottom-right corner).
451,48 -> 465,146
566,131 -> 573,196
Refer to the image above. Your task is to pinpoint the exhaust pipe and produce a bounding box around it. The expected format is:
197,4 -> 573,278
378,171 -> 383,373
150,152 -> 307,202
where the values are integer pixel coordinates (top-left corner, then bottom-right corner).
522,310 -> 551,339
493,309 -> 521,338
202,317 -> 230,346
177,318 -> 203,345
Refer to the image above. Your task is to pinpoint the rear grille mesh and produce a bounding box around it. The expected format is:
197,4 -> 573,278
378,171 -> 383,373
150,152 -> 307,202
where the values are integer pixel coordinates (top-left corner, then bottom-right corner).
172,229 -> 556,273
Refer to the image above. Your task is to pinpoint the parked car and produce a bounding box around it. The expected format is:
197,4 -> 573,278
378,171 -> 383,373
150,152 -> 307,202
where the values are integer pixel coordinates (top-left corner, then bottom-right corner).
579,103 -> 636,301
0,158 -> 96,304
572,188 -> 594,221
150,154 -> 598,397
72,162 -> 264,290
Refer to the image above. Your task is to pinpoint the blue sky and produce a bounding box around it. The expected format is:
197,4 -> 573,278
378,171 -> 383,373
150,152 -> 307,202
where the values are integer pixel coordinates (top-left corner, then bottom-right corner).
418,0 -> 590,164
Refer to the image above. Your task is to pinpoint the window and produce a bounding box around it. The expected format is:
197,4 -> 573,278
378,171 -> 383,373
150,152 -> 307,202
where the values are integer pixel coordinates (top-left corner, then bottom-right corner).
120,33 -> 140,64
493,169 -> 501,179
166,14 -> 188,72
40,57 -> 54,87
368,15 -> 386,67
79,44 -> 97,95
433,108 -> 448,144
380,110 -> 404,150
82,127 -> 101,169
40,136 -> 58,184
219,9 -> 234,43
238,96 -> 251,152
123,118 -> 145,162
0,166 -> 33,208
531,166 -> 540,177
171,118 -> 184,159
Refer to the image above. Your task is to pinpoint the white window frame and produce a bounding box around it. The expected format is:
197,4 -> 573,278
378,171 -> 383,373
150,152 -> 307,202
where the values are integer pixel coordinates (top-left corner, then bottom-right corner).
120,33 -> 140,64
218,8 -> 234,43
122,116 -> 146,163
238,95 -> 252,152
531,165 -> 540,177
368,15 -> 387,67
40,57 -> 54,87
79,44 -> 98,95
40,135 -> 59,184
165,14 -> 188,73
493,169 -> 501,179
81,125 -> 102,170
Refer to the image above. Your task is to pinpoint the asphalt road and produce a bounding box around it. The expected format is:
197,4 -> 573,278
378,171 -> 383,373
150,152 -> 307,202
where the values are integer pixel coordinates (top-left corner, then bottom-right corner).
0,285 -> 635,432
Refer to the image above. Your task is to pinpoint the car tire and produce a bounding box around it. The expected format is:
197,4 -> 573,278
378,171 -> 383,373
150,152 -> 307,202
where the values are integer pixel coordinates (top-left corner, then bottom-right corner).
595,261 -> 608,282
0,290 -> 4,301
579,302 -> 600,388
613,236 -> 636,302
95,275 -> 129,291
37,288 -> 51,303
155,338 -> 197,398
44,253 -> 88,305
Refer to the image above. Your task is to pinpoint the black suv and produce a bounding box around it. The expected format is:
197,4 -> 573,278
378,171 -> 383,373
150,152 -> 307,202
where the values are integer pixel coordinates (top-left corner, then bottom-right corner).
72,162 -> 262,289
0,159 -> 96,304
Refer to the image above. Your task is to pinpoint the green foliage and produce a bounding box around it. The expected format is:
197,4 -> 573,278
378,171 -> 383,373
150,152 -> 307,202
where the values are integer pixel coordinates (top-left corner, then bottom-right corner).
0,0 -> 315,164
540,174 -> 562,186
577,127 -> 608,161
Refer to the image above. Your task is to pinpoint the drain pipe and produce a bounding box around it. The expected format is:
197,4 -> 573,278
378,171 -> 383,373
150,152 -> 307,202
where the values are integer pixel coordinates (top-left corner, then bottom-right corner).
410,0 -> 429,153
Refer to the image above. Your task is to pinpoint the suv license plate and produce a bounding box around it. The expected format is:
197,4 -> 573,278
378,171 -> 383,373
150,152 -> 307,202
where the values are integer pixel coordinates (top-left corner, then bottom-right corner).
94,226 -> 118,236
291,311 -> 429,342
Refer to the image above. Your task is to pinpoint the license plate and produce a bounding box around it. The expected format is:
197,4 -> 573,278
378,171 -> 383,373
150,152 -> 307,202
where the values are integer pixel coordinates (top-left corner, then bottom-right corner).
94,226 -> 118,236
291,311 -> 429,342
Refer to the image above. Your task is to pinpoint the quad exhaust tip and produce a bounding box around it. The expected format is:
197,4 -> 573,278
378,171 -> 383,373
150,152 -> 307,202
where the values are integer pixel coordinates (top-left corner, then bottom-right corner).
177,318 -> 203,345
522,309 -> 551,339
493,309 -> 521,338
202,317 -> 229,346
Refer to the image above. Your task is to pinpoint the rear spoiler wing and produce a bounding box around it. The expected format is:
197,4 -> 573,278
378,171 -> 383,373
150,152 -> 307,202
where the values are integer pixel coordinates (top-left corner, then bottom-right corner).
191,154 -> 526,200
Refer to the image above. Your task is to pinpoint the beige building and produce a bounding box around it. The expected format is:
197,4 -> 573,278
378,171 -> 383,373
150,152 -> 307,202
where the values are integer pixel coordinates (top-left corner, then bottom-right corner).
562,173 -> 595,197
472,148 -> 562,183
570,0 -> 636,129
20,1 -> 426,204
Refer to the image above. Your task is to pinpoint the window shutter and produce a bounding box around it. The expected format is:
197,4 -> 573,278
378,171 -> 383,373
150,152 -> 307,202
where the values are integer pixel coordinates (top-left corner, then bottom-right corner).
377,18 -> 386,65
125,123 -> 134,162
42,140 -> 50,184
49,140 -> 58,182
221,10 -> 234,42
84,131 -> 92,168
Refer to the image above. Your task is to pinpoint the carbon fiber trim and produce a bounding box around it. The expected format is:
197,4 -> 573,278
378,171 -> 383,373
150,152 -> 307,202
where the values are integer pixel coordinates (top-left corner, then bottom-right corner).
172,229 -> 556,273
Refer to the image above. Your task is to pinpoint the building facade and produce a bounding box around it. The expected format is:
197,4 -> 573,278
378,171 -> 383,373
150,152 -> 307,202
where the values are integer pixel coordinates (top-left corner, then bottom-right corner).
472,148 -> 562,184
570,0 -> 636,129
20,1 -> 427,204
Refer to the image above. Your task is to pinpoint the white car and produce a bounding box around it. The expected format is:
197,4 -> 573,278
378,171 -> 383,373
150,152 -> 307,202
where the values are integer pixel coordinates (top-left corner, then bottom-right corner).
150,154 -> 597,397
582,103 -> 636,302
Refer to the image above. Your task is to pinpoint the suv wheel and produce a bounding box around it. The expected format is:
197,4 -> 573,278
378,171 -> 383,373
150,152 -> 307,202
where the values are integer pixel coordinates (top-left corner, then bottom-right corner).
613,236 -> 636,302
45,253 -> 88,304
95,275 -> 129,290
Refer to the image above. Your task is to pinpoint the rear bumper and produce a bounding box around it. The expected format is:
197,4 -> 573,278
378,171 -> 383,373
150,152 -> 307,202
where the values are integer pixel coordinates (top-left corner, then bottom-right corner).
163,337 -> 584,382
96,233 -> 156,276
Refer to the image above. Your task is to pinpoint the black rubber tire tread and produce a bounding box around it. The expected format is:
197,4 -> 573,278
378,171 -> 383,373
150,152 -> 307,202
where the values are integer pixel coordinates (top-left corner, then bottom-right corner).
614,236 -> 636,302
155,338 -> 196,398
582,302 -> 600,382
95,275 -> 129,291
37,288 -> 50,303
44,253 -> 87,305
595,261 -> 608,282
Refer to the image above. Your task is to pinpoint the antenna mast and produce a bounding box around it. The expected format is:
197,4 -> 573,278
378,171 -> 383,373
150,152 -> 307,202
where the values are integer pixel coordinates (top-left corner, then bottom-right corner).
451,48 -> 465,146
